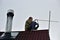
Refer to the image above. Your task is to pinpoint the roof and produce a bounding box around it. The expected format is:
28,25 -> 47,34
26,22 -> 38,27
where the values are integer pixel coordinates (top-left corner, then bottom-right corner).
0,32 -> 19,40
15,30 -> 50,40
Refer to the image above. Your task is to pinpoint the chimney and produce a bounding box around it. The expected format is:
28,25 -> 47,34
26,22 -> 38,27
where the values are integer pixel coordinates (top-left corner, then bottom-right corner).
0,9 -> 15,40
6,9 -> 14,32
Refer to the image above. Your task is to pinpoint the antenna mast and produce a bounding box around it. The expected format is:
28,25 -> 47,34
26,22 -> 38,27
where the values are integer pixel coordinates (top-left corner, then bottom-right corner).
48,11 -> 51,30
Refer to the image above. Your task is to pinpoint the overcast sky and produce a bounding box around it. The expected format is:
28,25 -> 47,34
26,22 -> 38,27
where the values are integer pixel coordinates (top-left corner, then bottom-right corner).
0,0 -> 60,40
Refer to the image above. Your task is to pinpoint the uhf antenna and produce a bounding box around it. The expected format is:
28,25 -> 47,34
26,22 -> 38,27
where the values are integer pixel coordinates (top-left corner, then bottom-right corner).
34,11 -> 59,30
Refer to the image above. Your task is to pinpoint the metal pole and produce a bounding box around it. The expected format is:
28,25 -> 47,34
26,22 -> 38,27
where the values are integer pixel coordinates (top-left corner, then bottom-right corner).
6,9 -> 14,32
48,11 -> 51,30
5,9 -> 14,39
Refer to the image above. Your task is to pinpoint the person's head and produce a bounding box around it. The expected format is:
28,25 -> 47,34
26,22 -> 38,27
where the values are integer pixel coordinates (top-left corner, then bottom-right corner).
28,17 -> 33,22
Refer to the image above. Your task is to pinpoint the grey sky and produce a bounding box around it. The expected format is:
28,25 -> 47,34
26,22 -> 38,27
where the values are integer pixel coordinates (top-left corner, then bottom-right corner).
0,0 -> 60,40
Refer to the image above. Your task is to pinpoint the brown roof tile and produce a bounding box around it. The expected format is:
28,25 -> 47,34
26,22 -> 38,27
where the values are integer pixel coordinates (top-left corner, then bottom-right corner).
15,30 -> 50,40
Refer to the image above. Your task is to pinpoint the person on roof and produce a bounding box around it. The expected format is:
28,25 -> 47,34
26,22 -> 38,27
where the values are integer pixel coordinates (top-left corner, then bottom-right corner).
25,17 -> 39,31
25,17 -> 33,31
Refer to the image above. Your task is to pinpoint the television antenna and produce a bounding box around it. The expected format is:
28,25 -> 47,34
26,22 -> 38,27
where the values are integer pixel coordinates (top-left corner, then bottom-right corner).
34,11 -> 59,30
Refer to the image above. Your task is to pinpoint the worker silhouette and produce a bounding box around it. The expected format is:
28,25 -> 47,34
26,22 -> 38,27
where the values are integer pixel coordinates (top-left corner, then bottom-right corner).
25,17 -> 39,31
25,17 -> 33,31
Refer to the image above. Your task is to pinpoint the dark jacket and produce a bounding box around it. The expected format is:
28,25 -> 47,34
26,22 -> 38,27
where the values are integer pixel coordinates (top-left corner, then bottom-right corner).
30,21 -> 39,30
